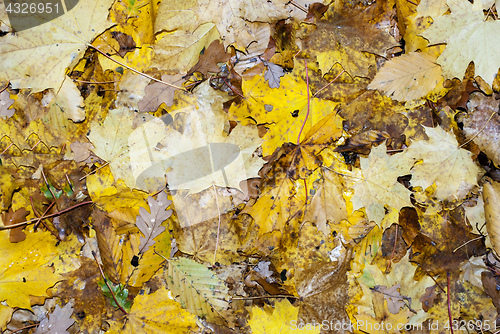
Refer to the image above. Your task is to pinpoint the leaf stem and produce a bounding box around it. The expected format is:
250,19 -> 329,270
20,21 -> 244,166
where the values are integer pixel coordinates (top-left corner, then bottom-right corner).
297,60 -> 310,145
29,197 -> 60,240
312,70 -> 345,97
0,201 -> 93,230
232,295 -> 298,300
87,44 -> 184,90
213,184 -> 221,264
9,323 -> 39,334
92,250 -> 128,314
447,271 -> 454,334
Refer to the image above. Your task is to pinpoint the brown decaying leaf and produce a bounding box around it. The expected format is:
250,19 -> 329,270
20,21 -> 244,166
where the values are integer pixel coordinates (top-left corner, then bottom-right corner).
187,40 -> 231,76
1,208 -> 28,243
56,257 -> 105,333
372,284 -> 405,314
463,92 -> 500,167
296,248 -> 352,334
137,73 -> 184,112
136,192 -> 172,254
110,31 -> 136,57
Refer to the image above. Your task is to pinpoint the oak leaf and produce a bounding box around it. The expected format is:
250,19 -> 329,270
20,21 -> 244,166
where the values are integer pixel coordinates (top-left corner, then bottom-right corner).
264,62 -> 286,89
136,192 -> 173,254
34,302 -> 75,334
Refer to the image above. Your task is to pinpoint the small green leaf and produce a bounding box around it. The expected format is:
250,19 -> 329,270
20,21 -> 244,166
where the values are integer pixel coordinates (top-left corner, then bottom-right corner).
98,278 -> 131,311
41,180 -> 62,199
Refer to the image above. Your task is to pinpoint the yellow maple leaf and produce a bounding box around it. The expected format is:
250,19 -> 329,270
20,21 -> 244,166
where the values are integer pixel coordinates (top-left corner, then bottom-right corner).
351,144 -> 413,225
229,70 -> 339,156
106,287 -> 197,333
422,0 -> 500,86
248,299 -> 320,333
0,230 -> 62,309
406,125 -> 483,200
0,0 -> 115,92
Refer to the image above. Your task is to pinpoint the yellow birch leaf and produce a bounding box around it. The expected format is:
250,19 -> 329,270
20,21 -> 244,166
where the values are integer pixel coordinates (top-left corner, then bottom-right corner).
106,287 -> 197,333
484,178 -> 500,256
248,299 -> 319,333
165,257 -> 229,324
368,52 -> 442,102
0,230 -> 62,309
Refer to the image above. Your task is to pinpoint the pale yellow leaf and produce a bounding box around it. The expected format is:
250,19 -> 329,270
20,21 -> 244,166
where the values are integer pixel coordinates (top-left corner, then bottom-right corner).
152,23 -> 220,75
368,52 -> 442,102
484,178 -> 500,256
406,126 -> 482,200
351,144 -> 413,225
249,299 -> 320,334
0,0 -> 114,92
422,0 -> 500,85
166,257 -> 229,324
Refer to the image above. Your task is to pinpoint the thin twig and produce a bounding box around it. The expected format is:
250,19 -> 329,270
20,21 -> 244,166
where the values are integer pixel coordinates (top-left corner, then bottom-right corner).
87,44 -> 184,90
313,70 -> 345,97
29,197 -> 60,240
0,142 -> 14,155
447,271 -> 455,334
79,162 -> 109,181
0,201 -> 93,230
213,184 -> 222,264
41,169 -> 58,203
222,77 -> 244,98
288,0 -> 308,13
92,251 -> 128,314
9,323 -> 39,334
73,79 -> 117,84
297,60 -> 311,145
452,236 -> 483,253
297,60 -> 312,204
232,295 -> 298,300
458,110 -> 497,149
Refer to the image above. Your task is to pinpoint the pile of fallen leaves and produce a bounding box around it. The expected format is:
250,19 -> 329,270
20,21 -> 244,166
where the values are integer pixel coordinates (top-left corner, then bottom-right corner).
1,0 -> 500,333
